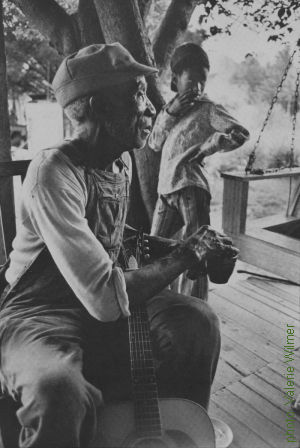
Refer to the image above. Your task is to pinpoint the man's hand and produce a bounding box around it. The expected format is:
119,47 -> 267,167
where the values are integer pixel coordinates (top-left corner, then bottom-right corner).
142,234 -> 178,263
179,225 -> 238,265
124,225 -> 238,306
167,90 -> 201,117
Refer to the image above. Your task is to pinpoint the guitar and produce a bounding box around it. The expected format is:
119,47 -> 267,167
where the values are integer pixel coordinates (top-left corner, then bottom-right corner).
99,230 -> 216,448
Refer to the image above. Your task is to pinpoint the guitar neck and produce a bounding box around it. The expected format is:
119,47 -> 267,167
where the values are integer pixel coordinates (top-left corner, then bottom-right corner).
129,305 -> 162,438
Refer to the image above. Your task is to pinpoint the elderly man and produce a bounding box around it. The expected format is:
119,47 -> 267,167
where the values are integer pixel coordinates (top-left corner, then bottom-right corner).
0,43 -> 235,448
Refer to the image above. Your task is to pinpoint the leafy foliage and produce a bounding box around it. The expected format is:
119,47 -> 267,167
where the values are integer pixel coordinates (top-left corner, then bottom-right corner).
197,0 -> 300,42
4,1 -> 62,96
231,47 -> 297,110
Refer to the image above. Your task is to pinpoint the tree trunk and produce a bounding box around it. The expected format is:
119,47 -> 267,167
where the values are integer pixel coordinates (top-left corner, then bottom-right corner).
138,0 -> 153,20
94,0 -> 164,229
93,0 -> 163,110
153,0 -> 203,70
0,0 -> 16,260
77,0 -> 105,47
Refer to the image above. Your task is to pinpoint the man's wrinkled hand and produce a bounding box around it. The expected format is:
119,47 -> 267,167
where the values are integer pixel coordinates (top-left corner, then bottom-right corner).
182,225 -> 239,264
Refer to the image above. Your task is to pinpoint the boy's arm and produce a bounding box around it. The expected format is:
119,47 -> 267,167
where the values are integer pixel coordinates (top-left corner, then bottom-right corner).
209,103 -> 250,152
189,104 -> 250,163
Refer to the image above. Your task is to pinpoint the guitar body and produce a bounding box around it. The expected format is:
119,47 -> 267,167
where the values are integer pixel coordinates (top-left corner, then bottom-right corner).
99,398 -> 216,448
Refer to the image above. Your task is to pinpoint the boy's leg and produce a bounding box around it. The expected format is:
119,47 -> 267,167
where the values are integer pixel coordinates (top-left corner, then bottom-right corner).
151,194 -> 183,238
173,186 -> 211,300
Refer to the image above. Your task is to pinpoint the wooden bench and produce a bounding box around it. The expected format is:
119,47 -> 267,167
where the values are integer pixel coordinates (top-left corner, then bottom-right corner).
0,160 -> 30,264
0,160 -> 31,448
221,168 -> 300,283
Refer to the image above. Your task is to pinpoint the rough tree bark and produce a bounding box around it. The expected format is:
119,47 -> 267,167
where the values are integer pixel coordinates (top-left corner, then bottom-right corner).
153,0 -> 205,70
14,0 -> 80,55
138,0 -> 153,20
77,0 -> 105,47
93,0 -> 164,229
93,0 -> 163,110
0,0 -> 16,258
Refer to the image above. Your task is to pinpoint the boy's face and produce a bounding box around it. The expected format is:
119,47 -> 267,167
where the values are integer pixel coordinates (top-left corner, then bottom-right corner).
174,66 -> 209,96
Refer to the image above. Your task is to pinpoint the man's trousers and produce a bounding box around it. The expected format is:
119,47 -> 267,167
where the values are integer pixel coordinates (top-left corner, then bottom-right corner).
0,290 -> 220,448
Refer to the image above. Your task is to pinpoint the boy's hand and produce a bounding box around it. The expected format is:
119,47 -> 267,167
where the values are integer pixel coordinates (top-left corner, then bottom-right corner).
167,90 -> 200,117
229,128 -> 249,147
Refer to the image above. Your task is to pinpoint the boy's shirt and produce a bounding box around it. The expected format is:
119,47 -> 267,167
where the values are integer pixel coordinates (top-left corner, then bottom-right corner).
148,94 -> 249,196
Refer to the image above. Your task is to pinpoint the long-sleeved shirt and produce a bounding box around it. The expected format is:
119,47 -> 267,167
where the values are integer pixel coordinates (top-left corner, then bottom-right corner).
6,147 -> 130,322
148,94 -> 249,195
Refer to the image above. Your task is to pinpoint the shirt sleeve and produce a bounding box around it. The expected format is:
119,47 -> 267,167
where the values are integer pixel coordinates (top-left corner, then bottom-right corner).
148,101 -> 178,152
27,152 -> 130,322
209,103 -> 250,150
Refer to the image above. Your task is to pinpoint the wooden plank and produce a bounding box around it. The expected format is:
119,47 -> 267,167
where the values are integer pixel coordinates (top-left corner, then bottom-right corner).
235,265 -> 300,298
0,177 -> 16,256
221,168 -> 300,182
246,228 -> 300,255
242,374 -> 290,411
231,233 -> 300,283
227,381 -> 291,430
217,309 -> 281,362
222,177 -> 248,235
212,358 -> 243,393
0,160 -> 30,178
246,277 -> 300,304
269,280 -> 300,299
210,290 -> 283,348
211,389 -> 288,447
242,374 -> 300,434
0,206 -> 6,263
269,357 -> 300,373
257,365 -> 300,389
214,283 -> 294,332
233,279 -> 299,318
219,334 -> 268,376
291,180 -> 300,218
247,214 -> 296,230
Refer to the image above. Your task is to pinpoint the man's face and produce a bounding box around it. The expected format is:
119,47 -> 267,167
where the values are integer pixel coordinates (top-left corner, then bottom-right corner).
175,66 -> 208,96
100,76 -> 156,150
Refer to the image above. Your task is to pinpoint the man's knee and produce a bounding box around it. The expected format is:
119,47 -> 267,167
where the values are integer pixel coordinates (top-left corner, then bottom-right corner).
17,366 -> 103,447
174,302 -> 220,355
150,297 -> 220,362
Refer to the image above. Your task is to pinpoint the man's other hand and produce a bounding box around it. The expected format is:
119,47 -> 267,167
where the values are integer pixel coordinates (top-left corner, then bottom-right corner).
182,225 -> 238,264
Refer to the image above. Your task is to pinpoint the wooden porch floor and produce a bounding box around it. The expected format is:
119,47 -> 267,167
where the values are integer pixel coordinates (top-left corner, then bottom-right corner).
209,262 -> 300,448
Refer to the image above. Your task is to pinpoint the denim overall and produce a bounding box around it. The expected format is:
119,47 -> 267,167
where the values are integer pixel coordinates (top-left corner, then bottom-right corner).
0,142 -> 130,312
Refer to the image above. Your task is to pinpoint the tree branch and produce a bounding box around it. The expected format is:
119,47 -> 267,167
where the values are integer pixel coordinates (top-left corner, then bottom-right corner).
77,0 -> 105,46
12,0 -> 80,55
153,0 -> 204,70
138,0 -> 153,20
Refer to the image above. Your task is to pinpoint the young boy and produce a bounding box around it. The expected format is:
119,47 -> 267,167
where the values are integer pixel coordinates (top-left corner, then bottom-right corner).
149,42 -> 249,300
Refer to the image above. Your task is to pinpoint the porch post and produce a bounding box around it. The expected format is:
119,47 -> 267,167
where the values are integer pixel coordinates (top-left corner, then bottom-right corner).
0,0 -> 16,261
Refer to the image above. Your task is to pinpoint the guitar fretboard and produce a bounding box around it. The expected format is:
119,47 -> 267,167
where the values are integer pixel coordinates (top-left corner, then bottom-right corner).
129,306 -> 162,438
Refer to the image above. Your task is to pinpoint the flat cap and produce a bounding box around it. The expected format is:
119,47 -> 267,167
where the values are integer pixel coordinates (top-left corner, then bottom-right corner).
52,43 -> 158,107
